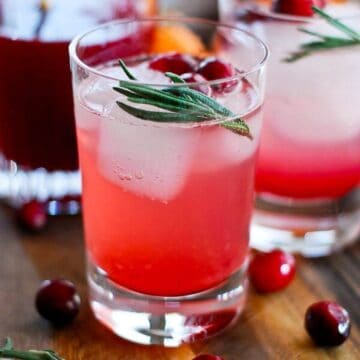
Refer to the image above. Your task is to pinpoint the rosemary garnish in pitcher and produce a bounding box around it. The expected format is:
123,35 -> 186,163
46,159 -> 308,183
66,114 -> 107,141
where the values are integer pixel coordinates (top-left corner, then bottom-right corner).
285,6 -> 360,62
113,60 -> 252,139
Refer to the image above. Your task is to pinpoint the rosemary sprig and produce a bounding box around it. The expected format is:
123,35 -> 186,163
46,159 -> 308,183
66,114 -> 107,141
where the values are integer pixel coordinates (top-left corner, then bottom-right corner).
285,6 -> 360,62
0,338 -> 63,360
113,60 -> 252,139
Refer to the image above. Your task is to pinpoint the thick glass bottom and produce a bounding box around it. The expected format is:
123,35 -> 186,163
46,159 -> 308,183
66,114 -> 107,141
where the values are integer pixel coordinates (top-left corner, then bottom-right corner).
88,257 -> 248,347
0,155 -> 81,215
251,189 -> 360,257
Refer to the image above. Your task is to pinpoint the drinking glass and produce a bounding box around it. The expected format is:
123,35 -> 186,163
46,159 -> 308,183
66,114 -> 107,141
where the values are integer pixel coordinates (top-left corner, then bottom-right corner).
69,18 -> 268,346
0,0 -> 154,213
219,0 -> 360,257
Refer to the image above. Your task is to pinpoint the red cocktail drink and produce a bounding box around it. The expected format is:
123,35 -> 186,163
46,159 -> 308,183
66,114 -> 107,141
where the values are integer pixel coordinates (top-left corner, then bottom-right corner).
70,18 -> 268,345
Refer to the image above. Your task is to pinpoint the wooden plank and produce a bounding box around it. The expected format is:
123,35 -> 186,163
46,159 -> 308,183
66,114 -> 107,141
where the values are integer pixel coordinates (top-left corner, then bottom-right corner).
0,207 -> 358,359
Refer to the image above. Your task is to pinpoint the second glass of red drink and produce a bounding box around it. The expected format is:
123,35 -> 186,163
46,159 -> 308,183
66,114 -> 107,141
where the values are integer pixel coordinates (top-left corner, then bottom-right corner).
219,0 -> 360,256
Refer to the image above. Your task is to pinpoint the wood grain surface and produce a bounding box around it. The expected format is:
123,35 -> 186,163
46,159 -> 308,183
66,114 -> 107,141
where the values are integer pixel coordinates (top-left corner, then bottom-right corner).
0,206 -> 359,360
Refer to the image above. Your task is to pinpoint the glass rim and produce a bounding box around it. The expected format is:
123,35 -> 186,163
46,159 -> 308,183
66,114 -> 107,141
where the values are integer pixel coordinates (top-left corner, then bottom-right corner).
68,16 -> 269,87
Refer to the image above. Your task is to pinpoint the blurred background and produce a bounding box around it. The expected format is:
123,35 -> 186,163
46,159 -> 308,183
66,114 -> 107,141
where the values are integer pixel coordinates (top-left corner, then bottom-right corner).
159,0 -> 218,19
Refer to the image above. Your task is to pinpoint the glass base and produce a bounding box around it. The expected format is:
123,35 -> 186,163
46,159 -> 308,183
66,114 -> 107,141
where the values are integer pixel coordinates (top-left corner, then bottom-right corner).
88,258 -> 248,347
0,155 -> 81,215
251,190 -> 360,257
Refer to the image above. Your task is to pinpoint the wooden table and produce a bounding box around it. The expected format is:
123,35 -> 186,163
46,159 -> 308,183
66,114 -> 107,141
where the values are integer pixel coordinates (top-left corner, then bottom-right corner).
0,206 -> 359,359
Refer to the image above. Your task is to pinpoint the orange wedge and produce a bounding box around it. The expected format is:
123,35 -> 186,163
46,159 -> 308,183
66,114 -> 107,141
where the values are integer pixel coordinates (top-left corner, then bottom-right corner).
150,25 -> 208,56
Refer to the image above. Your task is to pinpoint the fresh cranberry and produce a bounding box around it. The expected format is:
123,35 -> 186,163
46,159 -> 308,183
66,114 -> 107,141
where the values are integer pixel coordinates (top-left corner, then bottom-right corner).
35,279 -> 81,326
181,72 -> 212,95
272,0 -> 327,17
197,58 -> 234,80
149,53 -> 195,75
192,355 -> 225,360
305,301 -> 351,346
249,250 -> 296,293
17,201 -> 47,232
197,58 -> 237,94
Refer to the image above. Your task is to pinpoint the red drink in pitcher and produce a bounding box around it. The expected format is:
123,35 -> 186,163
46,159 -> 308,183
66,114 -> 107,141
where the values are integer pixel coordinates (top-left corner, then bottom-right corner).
0,0 -> 153,207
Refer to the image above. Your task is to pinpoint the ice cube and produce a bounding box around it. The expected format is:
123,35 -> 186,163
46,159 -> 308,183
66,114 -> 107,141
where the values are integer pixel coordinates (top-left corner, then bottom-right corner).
265,20 -> 360,144
77,62 -> 171,128
193,119 -> 260,173
97,104 -> 200,201
129,61 -> 172,85
76,72 -> 118,132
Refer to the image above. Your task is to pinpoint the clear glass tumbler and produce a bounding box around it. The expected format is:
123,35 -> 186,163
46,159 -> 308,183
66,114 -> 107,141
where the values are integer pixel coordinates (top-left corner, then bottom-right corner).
69,18 -> 268,345
0,0 -> 154,213
219,0 -> 360,257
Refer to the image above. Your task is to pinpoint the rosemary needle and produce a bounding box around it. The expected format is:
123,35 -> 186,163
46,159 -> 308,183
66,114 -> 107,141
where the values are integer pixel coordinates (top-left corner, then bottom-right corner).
285,6 -> 360,62
113,60 -> 252,139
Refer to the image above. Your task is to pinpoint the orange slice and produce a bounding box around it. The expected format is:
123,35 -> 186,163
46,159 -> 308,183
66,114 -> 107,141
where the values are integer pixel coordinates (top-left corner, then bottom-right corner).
150,25 -> 208,56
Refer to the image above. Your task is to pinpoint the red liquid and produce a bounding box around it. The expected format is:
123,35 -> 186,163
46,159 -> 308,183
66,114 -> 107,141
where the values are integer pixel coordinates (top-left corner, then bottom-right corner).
255,118 -> 360,199
78,126 -> 255,296
0,38 -> 77,170
74,62 -> 262,295
0,0 -> 147,171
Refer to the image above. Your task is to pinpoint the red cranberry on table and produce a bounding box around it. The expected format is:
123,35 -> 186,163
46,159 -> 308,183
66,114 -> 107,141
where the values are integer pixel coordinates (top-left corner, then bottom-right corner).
249,250 -> 296,293
272,0 -> 327,17
149,53 -> 195,75
192,355 -> 225,360
197,57 -> 237,94
17,200 -> 47,232
305,301 -> 351,346
35,279 -> 81,326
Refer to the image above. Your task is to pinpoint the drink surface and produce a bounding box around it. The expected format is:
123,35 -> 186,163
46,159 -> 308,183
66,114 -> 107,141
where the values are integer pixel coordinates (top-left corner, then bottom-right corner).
0,0 -> 141,170
220,1 -> 360,199
75,61 -> 262,296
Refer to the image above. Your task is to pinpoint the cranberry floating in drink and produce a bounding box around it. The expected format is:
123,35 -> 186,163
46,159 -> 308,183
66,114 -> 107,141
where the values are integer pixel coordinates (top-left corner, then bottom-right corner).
0,0 -> 154,212
272,0 -> 327,16
149,53 -> 196,74
69,18 -> 268,346
219,0 -> 360,257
